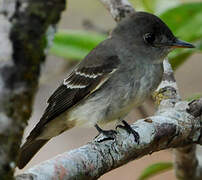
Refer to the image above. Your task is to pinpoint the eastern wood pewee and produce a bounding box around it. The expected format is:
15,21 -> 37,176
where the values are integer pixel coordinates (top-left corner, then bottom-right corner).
18,12 -> 194,169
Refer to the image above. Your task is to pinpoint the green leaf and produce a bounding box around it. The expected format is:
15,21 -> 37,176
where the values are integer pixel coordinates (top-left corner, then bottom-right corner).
138,162 -> 173,180
141,0 -> 157,13
159,2 -> 202,69
186,93 -> 202,101
50,30 -> 106,61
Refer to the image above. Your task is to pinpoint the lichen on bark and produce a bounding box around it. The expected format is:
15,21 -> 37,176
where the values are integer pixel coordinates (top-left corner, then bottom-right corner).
0,0 -> 66,179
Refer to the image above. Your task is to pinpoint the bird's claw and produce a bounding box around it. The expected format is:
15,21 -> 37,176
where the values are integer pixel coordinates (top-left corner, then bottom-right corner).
94,124 -> 117,142
116,120 -> 140,144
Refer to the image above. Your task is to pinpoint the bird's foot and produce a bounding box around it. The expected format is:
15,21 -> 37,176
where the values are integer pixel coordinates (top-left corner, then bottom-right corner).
116,120 -> 140,144
94,124 -> 117,142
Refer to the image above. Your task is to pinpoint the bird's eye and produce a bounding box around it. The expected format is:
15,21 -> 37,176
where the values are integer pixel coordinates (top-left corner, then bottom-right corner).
143,33 -> 155,45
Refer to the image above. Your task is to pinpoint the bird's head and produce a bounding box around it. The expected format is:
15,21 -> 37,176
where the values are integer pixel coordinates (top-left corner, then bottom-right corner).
112,12 -> 194,63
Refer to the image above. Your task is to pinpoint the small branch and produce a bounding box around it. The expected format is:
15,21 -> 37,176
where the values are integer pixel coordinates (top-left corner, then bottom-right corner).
155,59 -> 202,180
153,59 -> 180,105
100,0 -> 135,22
82,19 -> 108,35
155,59 -> 201,180
173,98 -> 202,180
173,145 -> 199,180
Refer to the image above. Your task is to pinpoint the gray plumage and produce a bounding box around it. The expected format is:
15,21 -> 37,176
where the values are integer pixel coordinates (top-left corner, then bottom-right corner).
17,12 -> 194,169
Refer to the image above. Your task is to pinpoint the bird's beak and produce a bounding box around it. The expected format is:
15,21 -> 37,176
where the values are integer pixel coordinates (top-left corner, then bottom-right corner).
170,39 -> 195,48
154,39 -> 195,49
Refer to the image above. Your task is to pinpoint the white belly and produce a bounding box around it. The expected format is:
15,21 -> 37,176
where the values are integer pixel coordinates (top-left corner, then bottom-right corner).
68,63 -> 163,128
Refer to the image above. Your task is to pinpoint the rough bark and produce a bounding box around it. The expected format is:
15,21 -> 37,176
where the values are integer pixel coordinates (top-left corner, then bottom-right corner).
15,99 -> 202,180
0,0 -> 66,179
173,98 -> 202,180
99,0 -> 135,22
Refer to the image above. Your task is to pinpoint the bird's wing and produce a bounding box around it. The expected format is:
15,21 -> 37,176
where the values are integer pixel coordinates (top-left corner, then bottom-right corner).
28,54 -> 120,138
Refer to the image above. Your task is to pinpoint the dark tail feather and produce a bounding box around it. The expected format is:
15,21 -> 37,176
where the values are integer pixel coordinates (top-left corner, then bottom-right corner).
17,139 -> 49,169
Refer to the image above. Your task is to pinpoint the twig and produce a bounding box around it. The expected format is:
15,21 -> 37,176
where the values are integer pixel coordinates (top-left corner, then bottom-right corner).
82,19 -> 108,35
99,0 -> 135,22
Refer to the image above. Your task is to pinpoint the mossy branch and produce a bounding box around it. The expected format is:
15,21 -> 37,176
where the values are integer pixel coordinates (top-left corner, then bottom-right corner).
0,0 -> 66,179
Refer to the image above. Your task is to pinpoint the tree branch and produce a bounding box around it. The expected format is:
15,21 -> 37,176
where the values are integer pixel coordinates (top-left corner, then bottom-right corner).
15,98 -> 202,180
155,51 -> 202,180
173,98 -> 202,180
99,0 -> 135,22
0,0 -> 66,179
15,0 -> 202,179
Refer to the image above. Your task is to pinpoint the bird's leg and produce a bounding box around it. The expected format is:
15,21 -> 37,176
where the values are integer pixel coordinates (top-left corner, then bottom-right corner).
116,120 -> 140,144
94,124 -> 117,142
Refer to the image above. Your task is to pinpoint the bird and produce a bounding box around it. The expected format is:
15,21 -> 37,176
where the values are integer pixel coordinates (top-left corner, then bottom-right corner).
17,11 -> 194,169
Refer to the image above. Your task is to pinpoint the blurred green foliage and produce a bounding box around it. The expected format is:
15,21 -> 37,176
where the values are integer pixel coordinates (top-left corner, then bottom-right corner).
138,162 -> 173,180
186,93 -> 202,101
51,30 -> 106,60
160,3 -> 202,69
51,2 -> 202,71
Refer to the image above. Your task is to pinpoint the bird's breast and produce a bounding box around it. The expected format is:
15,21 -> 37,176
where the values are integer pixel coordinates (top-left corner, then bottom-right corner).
68,62 -> 163,127
102,62 -> 163,121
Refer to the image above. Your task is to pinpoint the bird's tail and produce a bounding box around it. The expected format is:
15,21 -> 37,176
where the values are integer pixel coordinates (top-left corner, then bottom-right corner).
17,138 -> 49,169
